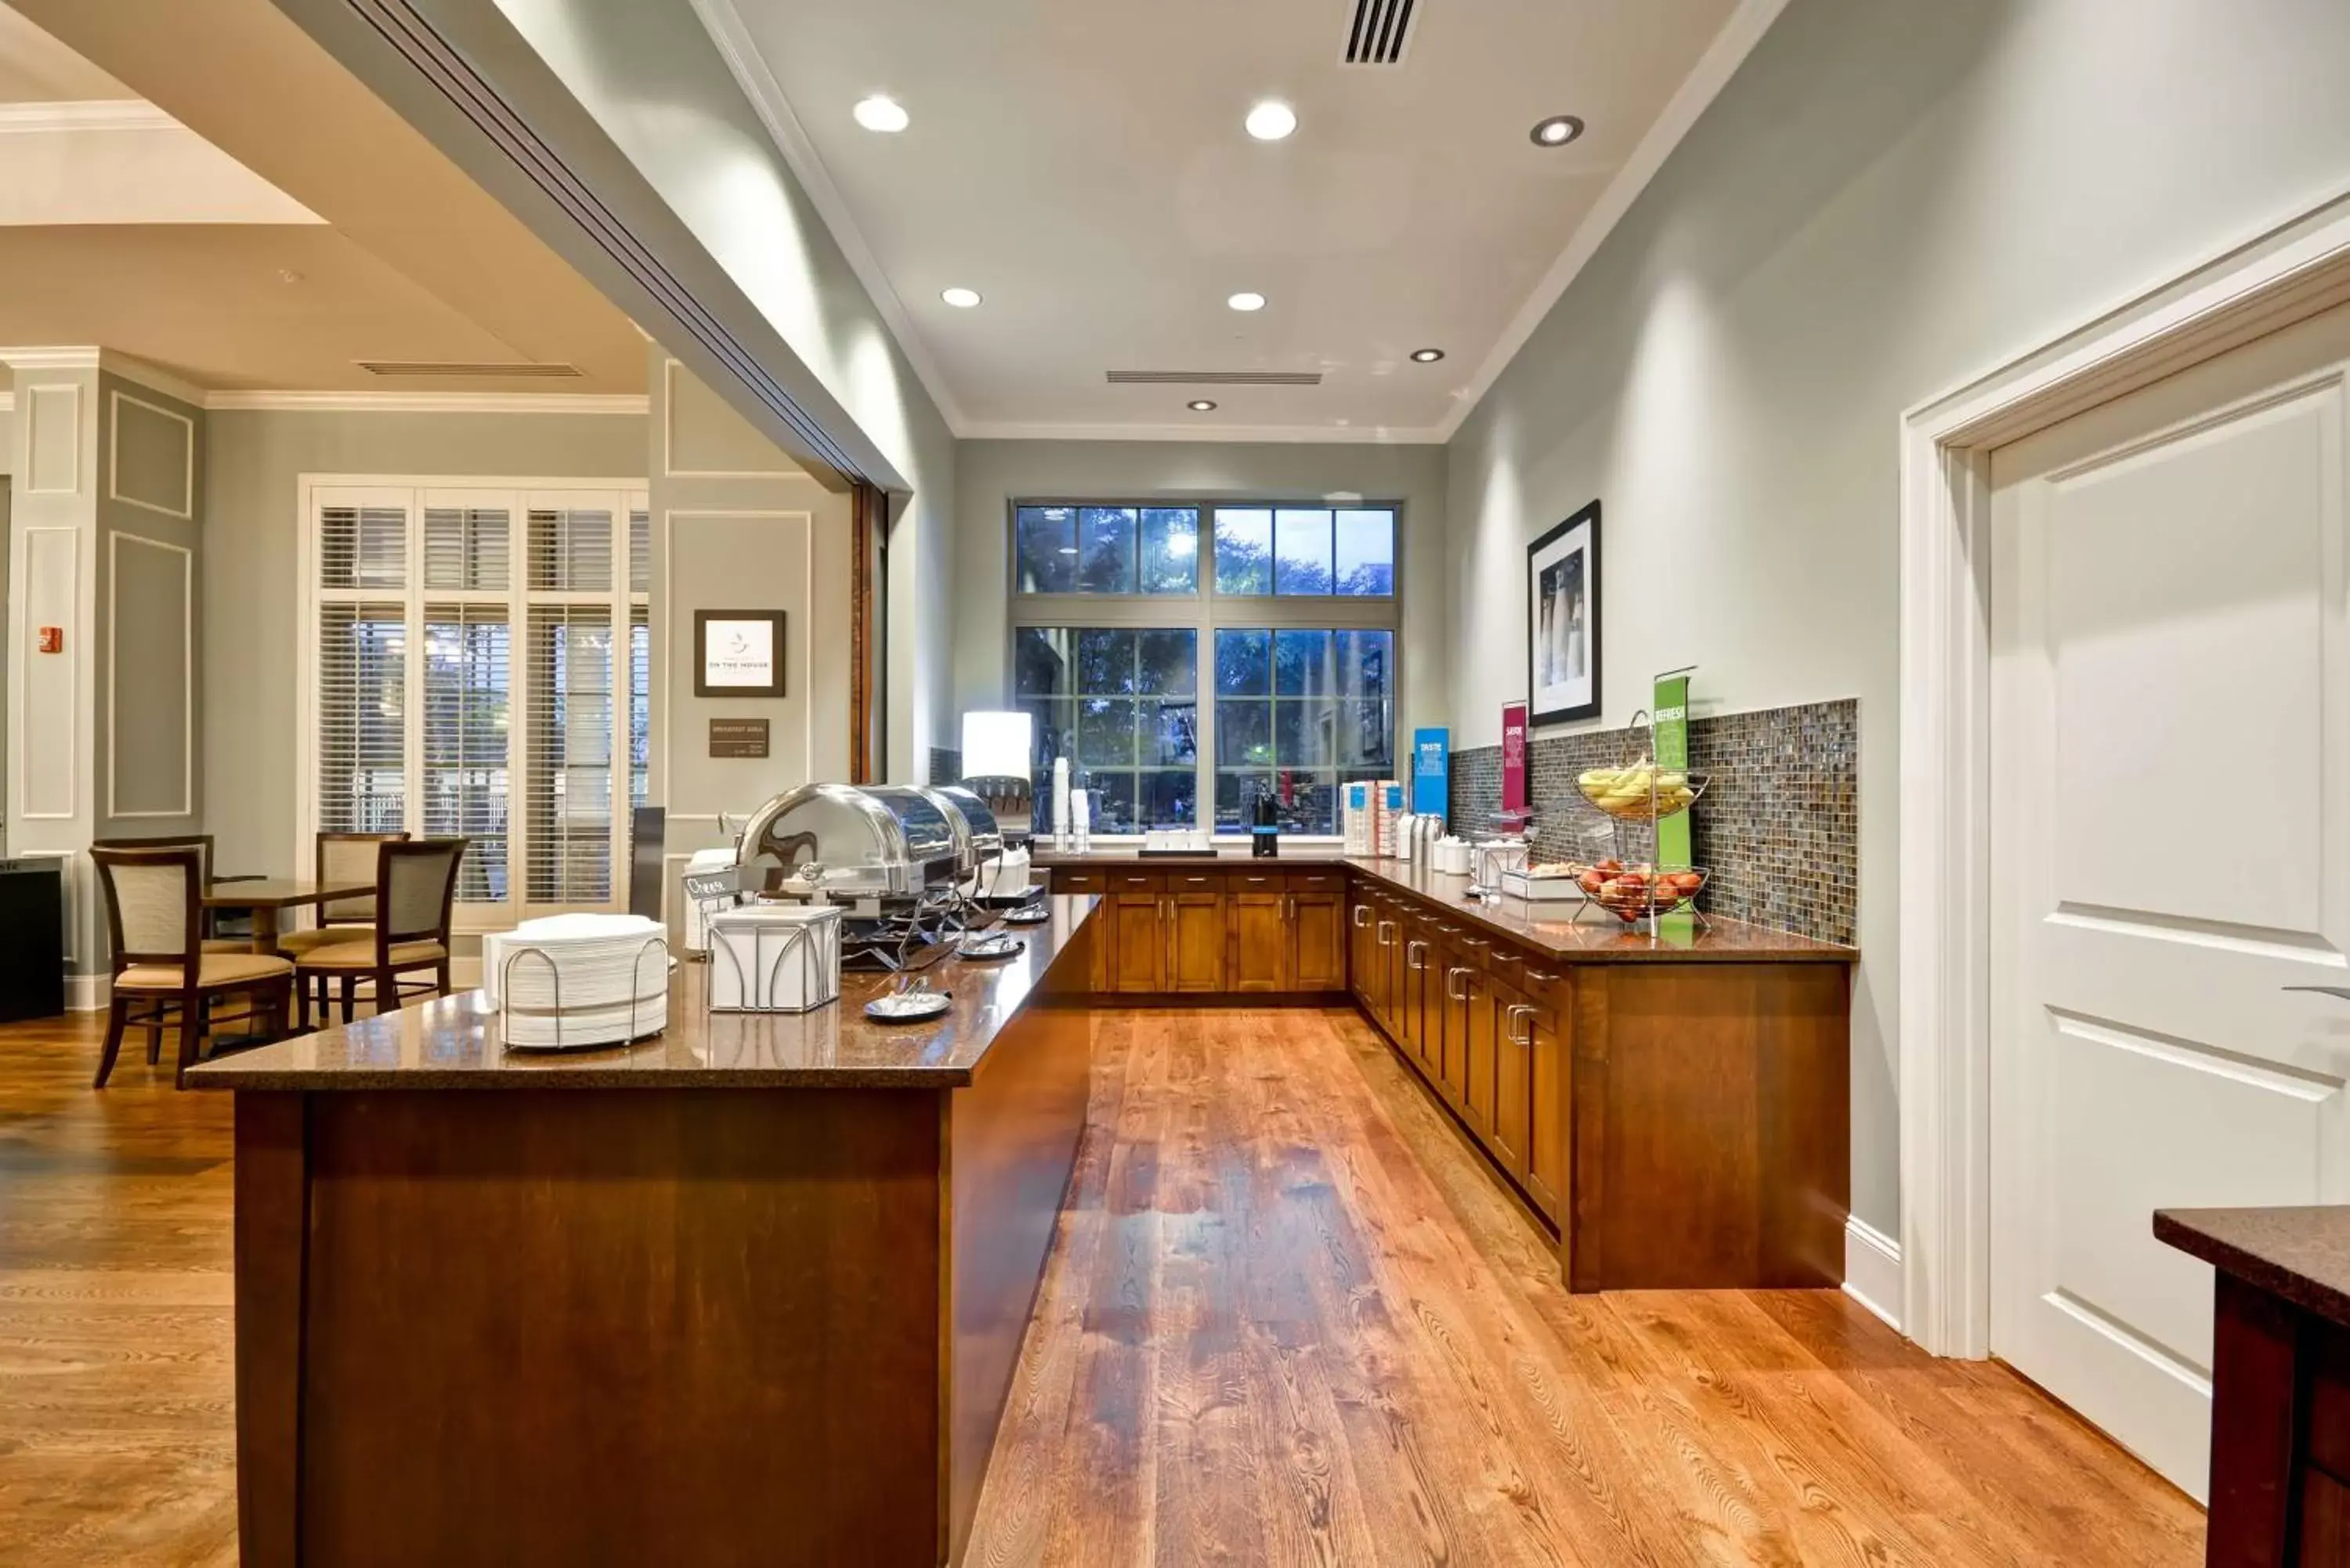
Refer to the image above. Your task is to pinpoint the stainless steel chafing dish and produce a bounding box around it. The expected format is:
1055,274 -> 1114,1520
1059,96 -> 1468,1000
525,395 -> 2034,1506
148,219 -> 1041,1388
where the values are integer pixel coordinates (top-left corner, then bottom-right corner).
735,783 -> 958,904
921,786 -> 1003,869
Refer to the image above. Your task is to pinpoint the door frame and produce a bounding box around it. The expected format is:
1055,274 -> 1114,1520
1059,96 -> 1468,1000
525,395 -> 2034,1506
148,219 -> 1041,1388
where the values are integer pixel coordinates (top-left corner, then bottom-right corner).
1900,181 -> 2350,1358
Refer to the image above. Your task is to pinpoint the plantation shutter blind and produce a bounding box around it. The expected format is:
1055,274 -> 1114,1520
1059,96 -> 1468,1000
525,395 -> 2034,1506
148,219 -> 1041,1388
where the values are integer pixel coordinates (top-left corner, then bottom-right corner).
526,602 -> 616,904
422,605 -> 512,904
315,602 -> 407,835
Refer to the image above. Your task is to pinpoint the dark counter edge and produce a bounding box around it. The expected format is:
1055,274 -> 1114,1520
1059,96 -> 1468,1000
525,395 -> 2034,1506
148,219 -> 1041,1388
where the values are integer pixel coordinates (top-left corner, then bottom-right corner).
1036,850 -> 1857,965
183,898 -> 1098,1093
2155,1206 -> 2350,1329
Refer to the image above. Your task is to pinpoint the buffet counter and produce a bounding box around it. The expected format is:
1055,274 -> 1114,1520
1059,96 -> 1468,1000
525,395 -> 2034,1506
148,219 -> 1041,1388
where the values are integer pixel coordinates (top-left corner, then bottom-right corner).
189,897 -> 1098,1568
1036,850 -> 1857,1295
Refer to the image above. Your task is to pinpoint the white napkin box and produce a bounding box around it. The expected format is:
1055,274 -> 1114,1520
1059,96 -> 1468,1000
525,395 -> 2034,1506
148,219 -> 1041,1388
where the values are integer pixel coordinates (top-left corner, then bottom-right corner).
706,903 -> 844,1013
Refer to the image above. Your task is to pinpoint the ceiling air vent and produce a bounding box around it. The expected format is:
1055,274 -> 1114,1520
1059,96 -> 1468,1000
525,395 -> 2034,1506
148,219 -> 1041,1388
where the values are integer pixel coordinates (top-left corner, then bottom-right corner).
356,359 -> 584,378
1343,0 -> 1417,65
1106,370 -> 1323,386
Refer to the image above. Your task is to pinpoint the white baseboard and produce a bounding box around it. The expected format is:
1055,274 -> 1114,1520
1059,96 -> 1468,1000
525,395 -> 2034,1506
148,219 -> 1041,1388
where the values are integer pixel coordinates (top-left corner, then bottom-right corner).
65,972 -> 110,1012
1843,1216 -> 1903,1332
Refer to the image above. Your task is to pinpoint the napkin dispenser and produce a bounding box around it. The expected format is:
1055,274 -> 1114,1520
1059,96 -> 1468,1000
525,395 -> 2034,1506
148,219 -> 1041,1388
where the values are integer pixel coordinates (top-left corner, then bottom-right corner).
706,903 -> 844,1013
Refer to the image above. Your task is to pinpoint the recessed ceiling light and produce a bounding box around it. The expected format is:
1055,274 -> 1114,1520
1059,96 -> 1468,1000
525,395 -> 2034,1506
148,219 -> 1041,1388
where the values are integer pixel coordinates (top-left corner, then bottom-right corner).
1530,114 -> 1584,147
1227,291 -> 1267,313
941,287 -> 982,309
1244,100 -> 1297,141
852,95 -> 909,133
1409,348 -> 1445,363
1188,399 -> 1218,412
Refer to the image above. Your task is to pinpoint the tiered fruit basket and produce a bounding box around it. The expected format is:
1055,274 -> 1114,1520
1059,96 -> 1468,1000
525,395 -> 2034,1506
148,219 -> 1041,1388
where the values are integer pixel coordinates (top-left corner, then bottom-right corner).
1517,710 -> 1711,933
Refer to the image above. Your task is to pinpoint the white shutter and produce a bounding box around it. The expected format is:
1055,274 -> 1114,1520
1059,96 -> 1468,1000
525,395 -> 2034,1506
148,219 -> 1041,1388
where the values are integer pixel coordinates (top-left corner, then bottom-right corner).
529,502 -> 613,592
526,603 -> 615,905
319,503 -> 407,590
629,506 -> 651,594
423,605 -> 512,905
316,602 -> 407,833
424,504 -> 511,591
629,604 -> 651,814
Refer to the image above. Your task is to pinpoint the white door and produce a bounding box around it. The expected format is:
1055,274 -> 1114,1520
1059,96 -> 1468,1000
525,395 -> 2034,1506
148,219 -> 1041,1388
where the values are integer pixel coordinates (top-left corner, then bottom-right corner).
1991,300 -> 2350,1500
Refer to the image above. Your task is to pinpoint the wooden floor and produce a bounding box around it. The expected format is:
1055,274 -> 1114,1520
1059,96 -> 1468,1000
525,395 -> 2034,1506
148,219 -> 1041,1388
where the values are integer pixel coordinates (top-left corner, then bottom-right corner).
0,1007 -> 2202,1567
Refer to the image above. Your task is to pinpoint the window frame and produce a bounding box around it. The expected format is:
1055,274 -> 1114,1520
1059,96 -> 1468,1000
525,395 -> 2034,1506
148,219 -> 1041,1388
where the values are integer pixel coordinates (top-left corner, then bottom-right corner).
1006,496 -> 1401,840
297,474 -> 650,929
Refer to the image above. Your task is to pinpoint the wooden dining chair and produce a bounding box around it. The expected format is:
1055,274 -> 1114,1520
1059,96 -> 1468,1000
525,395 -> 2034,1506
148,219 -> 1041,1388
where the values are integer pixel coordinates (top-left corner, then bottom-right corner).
89,846 -> 295,1089
92,832 -> 263,951
280,830 -> 407,1017
295,838 -> 466,1026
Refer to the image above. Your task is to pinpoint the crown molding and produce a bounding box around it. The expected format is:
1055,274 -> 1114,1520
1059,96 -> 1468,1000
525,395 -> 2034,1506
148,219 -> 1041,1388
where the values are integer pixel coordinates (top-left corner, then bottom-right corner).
0,99 -> 178,135
957,419 -> 1444,446
204,389 -> 649,414
689,0 -> 969,436
1436,0 -> 1790,440
0,345 -> 204,407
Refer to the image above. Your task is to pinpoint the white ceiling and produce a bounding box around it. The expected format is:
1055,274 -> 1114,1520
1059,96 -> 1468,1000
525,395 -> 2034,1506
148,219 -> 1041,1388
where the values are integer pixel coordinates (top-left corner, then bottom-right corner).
0,0 -> 647,399
706,0 -> 1768,439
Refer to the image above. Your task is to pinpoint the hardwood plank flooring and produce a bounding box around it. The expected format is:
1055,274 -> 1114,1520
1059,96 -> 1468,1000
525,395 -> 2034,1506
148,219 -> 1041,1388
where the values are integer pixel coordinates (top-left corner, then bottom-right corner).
965,1007 -> 2206,1567
0,1006 -> 2202,1566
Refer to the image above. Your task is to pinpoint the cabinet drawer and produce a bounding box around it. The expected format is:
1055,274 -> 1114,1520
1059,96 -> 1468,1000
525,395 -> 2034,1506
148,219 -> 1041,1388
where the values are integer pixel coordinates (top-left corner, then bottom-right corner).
1227,869 -> 1284,895
1053,870 -> 1108,895
1285,869 -> 1344,894
1106,870 -> 1166,894
1165,870 -> 1225,894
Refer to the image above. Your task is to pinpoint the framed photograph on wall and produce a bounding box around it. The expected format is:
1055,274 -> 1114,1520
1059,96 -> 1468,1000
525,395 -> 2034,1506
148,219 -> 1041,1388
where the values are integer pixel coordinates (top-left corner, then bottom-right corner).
694,609 -> 787,699
1527,500 -> 1600,725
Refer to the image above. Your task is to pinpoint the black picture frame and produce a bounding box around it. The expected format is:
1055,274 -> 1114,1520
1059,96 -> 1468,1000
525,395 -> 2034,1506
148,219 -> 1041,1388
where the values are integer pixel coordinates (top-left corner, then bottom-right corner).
1527,500 -> 1601,726
693,609 -> 788,699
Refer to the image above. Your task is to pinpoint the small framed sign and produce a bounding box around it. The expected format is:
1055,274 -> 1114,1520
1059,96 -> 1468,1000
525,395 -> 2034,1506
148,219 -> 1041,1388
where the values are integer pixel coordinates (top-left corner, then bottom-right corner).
695,609 -> 787,699
709,717 -> 771,758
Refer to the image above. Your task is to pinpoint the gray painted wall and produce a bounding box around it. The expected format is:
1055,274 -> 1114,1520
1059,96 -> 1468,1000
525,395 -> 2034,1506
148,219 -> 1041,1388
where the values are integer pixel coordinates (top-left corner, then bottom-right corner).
493,0 -> 957,779
1442,0 -> 2350,1235
953,439 -> 1448,740
201,406 -> 646,876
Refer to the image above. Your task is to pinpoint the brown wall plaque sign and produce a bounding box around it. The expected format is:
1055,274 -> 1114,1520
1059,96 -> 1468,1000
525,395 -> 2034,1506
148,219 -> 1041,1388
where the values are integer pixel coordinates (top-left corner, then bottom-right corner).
709,718 -> 771,759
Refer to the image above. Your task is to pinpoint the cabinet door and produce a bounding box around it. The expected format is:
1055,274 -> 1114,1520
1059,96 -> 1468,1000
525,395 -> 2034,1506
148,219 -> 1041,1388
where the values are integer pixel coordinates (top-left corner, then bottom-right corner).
1228,891 -> 1286,992
1289,891 -> 1347,992
1348,896 -> 1376,1006
1401,923 -> 1437,1068
1517,972 -> 1569,1222
1457,960 -> 1499,1137
1488,975 -> 1531,1180
1168,892 -> 1227,992
1107,894 -> 1166,993
1382,909 -> 1408,1039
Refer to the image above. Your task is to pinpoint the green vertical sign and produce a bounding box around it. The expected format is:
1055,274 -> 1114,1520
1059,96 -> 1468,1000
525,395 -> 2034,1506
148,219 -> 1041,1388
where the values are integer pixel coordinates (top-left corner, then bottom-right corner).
1653,671 -> 1694,934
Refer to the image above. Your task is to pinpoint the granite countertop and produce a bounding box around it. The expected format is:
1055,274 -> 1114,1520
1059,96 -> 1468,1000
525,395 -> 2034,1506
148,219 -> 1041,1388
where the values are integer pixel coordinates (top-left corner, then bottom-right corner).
1350,859 -> 1856,964
1032,848 -> 1856,964
185,895 -> 1097,1092
2155,1206 -> 2350,1328
1030,846 -> 1350,866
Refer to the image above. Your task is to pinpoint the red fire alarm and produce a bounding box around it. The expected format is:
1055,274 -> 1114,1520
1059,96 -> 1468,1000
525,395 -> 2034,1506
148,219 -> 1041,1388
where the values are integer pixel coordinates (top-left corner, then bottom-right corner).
36,627 -> 63,654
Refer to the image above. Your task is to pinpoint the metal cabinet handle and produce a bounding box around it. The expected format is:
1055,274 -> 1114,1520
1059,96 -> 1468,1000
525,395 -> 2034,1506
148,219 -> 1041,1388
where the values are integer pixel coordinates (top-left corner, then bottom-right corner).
1446,966 -> 1471,1001
1377,921 -> 1397,946
1354,905 -> 1370,928
1506,1004 -> 1536,1045
1185,876 -> 1209,884
1406,940 -> 1430,970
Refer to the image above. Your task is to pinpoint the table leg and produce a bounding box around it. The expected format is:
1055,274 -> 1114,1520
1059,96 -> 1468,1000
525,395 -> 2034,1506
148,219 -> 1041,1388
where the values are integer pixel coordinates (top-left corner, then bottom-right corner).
251,906 -> 283,958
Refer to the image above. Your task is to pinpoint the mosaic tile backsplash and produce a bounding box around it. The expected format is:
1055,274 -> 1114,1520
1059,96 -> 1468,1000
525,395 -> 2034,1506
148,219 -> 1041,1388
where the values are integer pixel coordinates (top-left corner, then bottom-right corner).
1448,698 -> 1858,945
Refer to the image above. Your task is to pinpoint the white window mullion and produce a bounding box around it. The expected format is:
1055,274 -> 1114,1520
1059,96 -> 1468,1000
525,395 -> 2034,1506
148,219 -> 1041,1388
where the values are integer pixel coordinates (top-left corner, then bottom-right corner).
403,490 -> 427,849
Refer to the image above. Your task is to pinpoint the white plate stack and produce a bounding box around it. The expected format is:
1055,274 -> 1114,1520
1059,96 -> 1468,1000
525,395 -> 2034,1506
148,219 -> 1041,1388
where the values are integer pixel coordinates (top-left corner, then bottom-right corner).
485,913 -> 671,1050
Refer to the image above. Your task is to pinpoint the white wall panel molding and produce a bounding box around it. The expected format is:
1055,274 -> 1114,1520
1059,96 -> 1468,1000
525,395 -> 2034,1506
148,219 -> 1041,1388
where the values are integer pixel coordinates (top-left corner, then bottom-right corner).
21,381 -> 80,494
107,389 -> 196,520
106,532 -> 194,819
16,525 -> 78,819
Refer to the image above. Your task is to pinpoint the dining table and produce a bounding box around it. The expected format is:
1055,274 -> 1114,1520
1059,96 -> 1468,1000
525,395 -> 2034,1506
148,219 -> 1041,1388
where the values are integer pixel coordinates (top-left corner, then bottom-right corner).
203,879 -> 374,957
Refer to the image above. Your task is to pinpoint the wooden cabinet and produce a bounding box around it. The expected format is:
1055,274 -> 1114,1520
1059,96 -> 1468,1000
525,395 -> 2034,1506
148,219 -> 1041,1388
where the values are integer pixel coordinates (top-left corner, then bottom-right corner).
1347,894 -> 1377,1008
1227,883 -> 1285,992
1400,919 -> 1438,1073
1166,891 -> 1227,992
1289,877 -> 1347,992
1103,892 -> 1166,994
1484,963 -> 1567,1224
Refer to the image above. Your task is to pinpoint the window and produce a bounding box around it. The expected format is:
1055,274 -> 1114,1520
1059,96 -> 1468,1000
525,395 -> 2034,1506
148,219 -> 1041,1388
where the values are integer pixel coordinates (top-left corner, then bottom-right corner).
1010,500 -> 1397,835
307,484 -> 649,921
